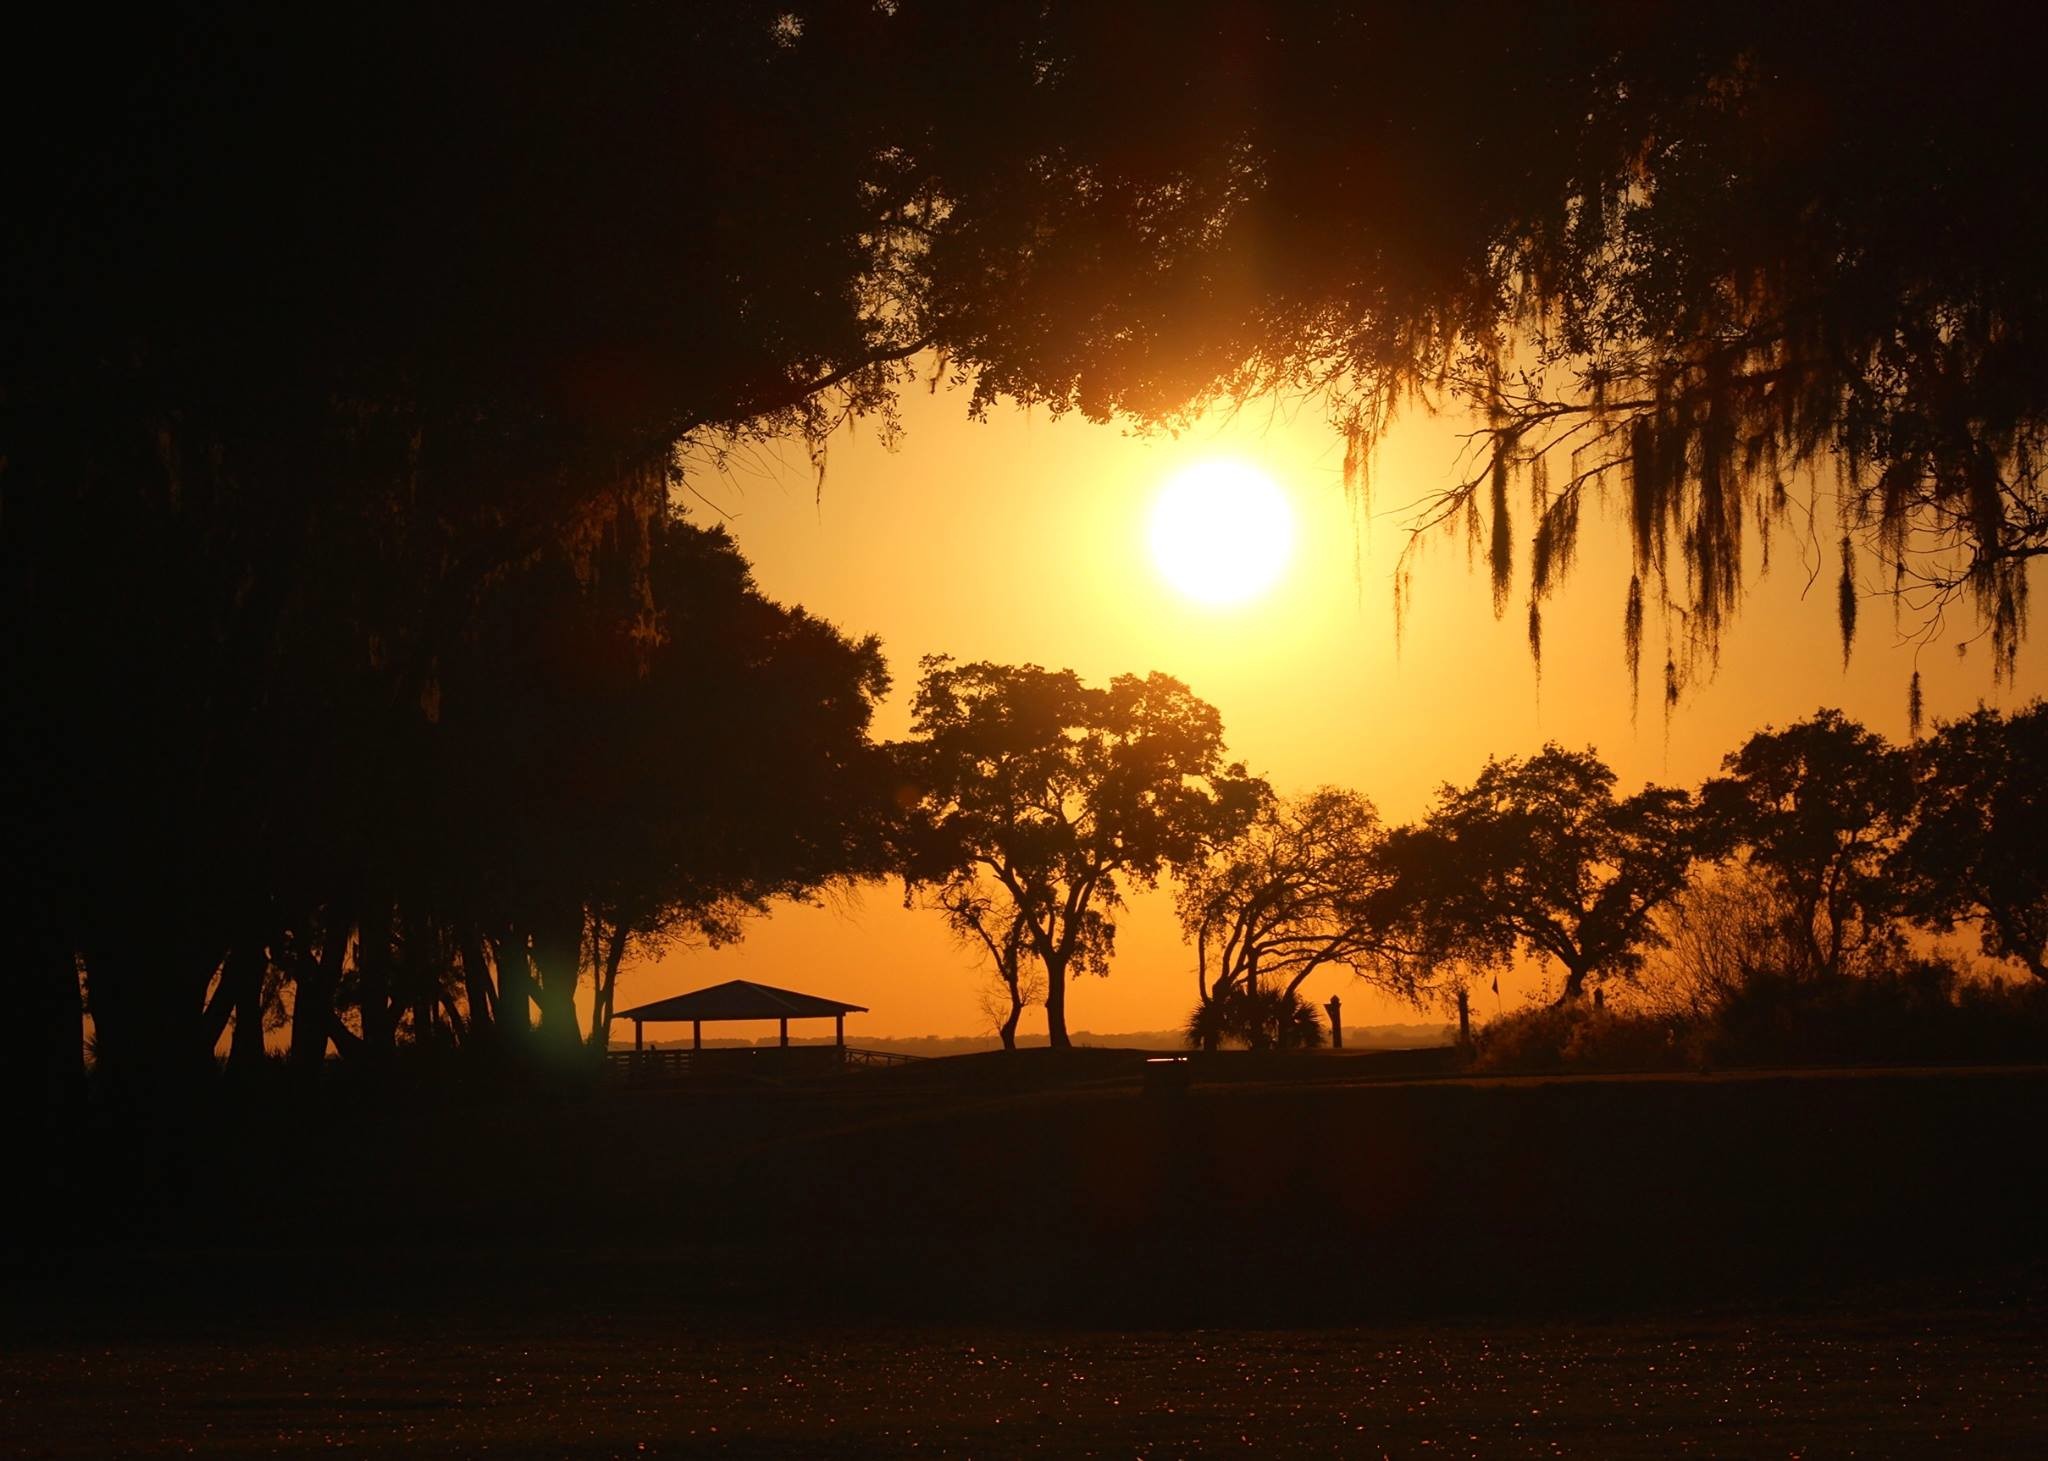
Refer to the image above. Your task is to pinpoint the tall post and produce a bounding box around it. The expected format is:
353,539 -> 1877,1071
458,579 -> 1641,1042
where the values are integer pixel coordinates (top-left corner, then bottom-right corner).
779,1017 -> 789,1048
634,1019 -> 643,1052
692,1019 -> 701,1050
835,1012 -> 845,1048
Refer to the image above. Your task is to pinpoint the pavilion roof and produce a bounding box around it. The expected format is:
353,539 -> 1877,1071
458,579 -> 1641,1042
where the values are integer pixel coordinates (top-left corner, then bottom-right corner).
615,979 -> 868,1023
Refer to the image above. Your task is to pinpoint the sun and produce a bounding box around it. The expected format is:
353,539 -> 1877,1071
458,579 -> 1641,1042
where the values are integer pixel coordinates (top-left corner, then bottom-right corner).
1148,459 -> 1297,606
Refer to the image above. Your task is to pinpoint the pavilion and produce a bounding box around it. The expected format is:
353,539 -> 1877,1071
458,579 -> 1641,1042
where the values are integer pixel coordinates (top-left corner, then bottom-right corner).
614,978 -> 868,1054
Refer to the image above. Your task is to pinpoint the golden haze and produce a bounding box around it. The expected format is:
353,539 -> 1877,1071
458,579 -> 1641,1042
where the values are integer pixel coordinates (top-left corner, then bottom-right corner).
601,371 -> 2048,1042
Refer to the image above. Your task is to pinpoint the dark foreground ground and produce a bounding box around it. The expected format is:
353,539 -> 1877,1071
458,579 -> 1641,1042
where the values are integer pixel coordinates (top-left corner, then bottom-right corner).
6,1285 -> 2045,1458
8,1054 -> 2048,1454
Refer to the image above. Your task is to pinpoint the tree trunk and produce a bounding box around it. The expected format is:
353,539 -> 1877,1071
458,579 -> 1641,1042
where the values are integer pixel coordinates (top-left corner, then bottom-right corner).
290,921 -> 348,1071
226,941 -> 267,1071
494,926 -> 534,1056
1456,987 -> 1471,1045
459,931 -> 496,1047
997,977 -> 1022,1050
357,901 -> 397,1059
1554,963 -> 1590,1004
587,920 -> 629,1051
1043,952 -> 1071,1048
528,903 -> 586,1060
82,933 -> 220,1115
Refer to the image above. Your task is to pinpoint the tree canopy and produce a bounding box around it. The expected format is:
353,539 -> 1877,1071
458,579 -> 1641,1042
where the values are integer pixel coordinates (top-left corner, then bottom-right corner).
13,4 -> 2043,693
1397,747 -> 1698,1004
1894,703 -> 2048,982
1176,788 -> 1422,1049
1701,710 -> 1912,979
897,658 -> 1263,1047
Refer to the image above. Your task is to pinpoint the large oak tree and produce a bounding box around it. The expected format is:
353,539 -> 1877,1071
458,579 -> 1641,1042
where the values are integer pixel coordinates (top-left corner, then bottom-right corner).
897,658 -> 1263,1048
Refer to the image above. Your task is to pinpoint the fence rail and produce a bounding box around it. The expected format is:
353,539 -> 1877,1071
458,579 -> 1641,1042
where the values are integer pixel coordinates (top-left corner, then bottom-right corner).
606,1045 -> 924,1083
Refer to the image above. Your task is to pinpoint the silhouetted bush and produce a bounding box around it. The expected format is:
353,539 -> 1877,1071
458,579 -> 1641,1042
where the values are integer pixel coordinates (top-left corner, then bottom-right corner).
1469,1004 -> 1687,1074
1471,963 -> 2048,1075
1700,964 -> 2048,1068
1183,985 -> 1327,1052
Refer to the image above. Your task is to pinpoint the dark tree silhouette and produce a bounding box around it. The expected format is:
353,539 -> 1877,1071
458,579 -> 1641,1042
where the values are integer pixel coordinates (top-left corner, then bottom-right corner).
1895,703 -> 2048,982
1397,747 -> 1697,1005
1701,711 -> 1912,980
920,881 -> 1045,1052
1176,788 -> 1423,1051
897,658 -> 1263,1048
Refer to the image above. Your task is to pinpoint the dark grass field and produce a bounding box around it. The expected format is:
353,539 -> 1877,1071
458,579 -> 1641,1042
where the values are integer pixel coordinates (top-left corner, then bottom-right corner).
7,1294 -> 2045,1457
9,1055 -> 2048,1454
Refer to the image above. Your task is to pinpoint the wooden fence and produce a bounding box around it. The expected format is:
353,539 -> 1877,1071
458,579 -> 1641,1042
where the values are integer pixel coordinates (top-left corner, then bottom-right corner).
606,1044 -> 922,1084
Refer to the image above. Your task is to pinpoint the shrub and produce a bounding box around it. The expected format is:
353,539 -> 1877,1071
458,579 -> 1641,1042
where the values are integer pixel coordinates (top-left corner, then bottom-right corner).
1184,985 -> 1327,1052
1469,1003 -> 1688,1074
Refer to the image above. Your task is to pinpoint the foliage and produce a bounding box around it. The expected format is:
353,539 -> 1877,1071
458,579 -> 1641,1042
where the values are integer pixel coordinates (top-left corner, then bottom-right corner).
1176,788 -> 1424,1048
38,509 -> 891,1092
1894,703 -> 2048,981
1700,710 -> 1912,978
1395,746 -> 1698,1004
1640,865 -> 1810,1022
897,658 -> 1264,1047
884,3 -> 2048,692
1477,961 -> 2048,1076
1468,1005 -> 1687,1076
1698,965 -> 2048,1070
927,879 -> 1046,1052
1183,984 -> 1327,1053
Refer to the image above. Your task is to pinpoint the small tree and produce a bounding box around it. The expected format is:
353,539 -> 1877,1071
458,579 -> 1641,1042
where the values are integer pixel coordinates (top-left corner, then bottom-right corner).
1641,864 -> 1811,1021
1177,787 -> 1423,1051
1895,703 -> 2048,982
1701,710 -> 1912,978
1402,746 -> 1697,1004
926,876 -> 1059,1051
898,658 -> 1263,1048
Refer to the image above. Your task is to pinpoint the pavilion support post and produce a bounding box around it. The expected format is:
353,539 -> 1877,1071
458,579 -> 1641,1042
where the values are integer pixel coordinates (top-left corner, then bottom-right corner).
835,1013 -> 844,1048
693,1019 -> 701,1050
779,1017 -> 789,1048
634,1020 -> 643,1052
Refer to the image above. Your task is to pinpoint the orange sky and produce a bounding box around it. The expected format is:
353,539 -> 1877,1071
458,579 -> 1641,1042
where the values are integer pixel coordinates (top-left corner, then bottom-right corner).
604,370 -> 2048,1042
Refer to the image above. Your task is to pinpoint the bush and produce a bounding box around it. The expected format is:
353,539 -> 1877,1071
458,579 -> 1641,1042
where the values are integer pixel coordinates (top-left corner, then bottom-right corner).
1470,962 -> 2048,1075
1702,963 -> 2048,1067
1469,1003 -> 1688,1074
1184,985 -> 1327,1052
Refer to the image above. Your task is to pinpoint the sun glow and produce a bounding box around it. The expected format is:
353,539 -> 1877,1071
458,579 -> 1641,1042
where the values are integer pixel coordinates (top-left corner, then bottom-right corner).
1148,459 -> 1297,606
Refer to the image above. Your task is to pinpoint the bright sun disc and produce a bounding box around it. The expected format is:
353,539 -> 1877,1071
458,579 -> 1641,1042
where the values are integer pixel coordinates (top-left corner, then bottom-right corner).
1148,460 -> 1296,605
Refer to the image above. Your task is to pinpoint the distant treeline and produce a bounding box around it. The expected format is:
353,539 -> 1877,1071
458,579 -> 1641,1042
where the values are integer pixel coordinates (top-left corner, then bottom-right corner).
1170,705 -> 2048,1060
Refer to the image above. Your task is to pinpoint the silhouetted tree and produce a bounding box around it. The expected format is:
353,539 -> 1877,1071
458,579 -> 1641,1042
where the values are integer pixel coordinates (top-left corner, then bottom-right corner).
1398,747 -> 1697,1005
1895,703 -> 2048,982
920,880 -> 1046,1052
1702,711 -> 1912,979
1,8 -> 925,1106
1642,865 -> 1811,1022
1176,788 -> 1424,1052
898,658 -> 1263,1048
